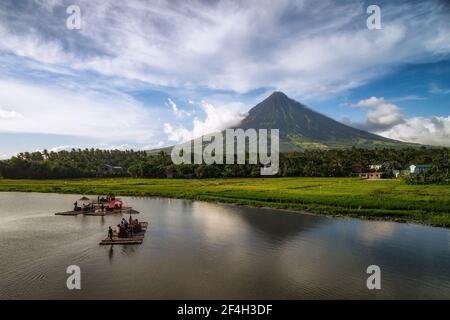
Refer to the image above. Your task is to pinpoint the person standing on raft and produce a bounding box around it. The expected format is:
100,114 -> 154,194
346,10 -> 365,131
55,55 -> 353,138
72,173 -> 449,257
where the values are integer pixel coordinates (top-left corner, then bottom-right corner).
108,226 -> 113,241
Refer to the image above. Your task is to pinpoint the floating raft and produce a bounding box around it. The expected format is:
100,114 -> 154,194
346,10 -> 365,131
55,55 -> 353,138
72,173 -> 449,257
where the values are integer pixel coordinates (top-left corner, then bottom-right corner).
99,222 -> 149,246
55,210 -> 90,216
55,207 -> 139,216
84,207 -> 138,216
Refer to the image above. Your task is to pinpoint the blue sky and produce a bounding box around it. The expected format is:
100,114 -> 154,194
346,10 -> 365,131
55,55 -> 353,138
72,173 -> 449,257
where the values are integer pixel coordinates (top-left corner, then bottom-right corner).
0,0 -> 450,158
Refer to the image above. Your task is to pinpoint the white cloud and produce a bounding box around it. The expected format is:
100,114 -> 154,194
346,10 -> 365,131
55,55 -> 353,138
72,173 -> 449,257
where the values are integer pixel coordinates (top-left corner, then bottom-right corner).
167,98 -> 190,119
366,104 -> 404,130
164,100 -> 247,142
318,86 -> 335,94
0,24 -> 71,66
354,96 -> 387,108
429,84 -> 450,95
45,143 -> 138,153
349,97 -> 404,131
47,146 -> 76,152
0,78 -> 160,144
345,96 -> 450,146
33,0 -> 63,12
380,116 -> 450,147
163,123 -> 193,143
0,107 -> 23,119
389,95 -> 427,102
192,101 -> 246,137
0,0 -> 449,97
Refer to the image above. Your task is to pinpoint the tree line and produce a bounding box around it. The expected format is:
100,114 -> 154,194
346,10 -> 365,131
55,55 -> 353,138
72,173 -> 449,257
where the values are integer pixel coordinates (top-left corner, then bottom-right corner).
0,147 -> 448,184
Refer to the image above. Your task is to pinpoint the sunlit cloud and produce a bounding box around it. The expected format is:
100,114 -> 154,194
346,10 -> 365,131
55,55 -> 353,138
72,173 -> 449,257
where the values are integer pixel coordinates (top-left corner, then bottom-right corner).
343,97 -> 450,146
164,100 -> 247,142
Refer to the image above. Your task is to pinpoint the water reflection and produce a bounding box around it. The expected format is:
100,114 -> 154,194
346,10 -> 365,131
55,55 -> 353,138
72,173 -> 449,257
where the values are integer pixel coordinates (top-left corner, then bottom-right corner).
0,192 -> 450,299
235,206 -> 323,243
108,246 -> 114,264
356,221 -> 396,243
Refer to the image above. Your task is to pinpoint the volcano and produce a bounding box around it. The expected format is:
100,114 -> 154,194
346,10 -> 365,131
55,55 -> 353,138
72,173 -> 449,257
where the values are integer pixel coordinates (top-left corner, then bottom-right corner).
233,91 -> 414,151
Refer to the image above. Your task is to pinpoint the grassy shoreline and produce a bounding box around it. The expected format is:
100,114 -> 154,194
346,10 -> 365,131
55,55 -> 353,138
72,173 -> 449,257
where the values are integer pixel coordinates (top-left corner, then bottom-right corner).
1,177 -> 450,228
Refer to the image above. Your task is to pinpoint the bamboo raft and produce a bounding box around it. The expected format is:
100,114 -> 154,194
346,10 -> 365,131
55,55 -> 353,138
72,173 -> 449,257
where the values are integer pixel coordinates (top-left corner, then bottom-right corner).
55,207 -> 139,216
99,222 -> 149,245
54,210 -> 87,216
84,207 -> 139,216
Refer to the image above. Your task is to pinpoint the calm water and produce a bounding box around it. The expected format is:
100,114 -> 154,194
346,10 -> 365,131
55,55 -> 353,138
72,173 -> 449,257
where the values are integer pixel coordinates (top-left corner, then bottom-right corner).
1,192 -> 450,299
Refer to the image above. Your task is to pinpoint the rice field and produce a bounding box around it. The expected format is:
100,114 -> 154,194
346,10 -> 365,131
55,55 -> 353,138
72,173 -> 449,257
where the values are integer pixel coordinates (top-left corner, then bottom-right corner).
1,177 -> 450,227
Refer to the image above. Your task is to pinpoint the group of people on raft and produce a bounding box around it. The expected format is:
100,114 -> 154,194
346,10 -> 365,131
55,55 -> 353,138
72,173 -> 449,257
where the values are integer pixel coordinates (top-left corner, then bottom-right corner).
73,201 -> 95,212
73,194 -> 122,212
98,194 -> 116,203
107,216 -> 142,240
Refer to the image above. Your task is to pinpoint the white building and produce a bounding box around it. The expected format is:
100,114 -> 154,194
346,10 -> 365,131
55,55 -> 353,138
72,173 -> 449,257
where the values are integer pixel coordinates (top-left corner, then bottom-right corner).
409,164 -> 432,175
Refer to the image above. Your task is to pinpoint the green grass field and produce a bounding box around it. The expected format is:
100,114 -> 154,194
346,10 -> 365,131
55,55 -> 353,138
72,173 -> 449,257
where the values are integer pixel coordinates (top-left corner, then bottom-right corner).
1,177 -> 450,227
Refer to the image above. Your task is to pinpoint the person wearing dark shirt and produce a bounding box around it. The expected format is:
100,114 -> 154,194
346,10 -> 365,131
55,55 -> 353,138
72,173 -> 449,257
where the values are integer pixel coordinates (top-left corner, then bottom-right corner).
108,226 -> 113,241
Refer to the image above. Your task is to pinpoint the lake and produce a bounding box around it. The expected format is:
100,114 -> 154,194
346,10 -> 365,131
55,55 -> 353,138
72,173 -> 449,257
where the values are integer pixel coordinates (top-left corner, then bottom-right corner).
1,192 -> 450,299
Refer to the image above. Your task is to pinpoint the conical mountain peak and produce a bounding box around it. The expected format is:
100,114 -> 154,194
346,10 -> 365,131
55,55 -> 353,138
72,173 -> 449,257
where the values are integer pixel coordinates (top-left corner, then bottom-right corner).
235,91 -> 412,151
267,91 -> 289,99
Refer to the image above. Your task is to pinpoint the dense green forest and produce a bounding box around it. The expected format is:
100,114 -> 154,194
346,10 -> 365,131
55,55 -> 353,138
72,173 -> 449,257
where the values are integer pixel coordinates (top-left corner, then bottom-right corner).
0,147 -> 449,184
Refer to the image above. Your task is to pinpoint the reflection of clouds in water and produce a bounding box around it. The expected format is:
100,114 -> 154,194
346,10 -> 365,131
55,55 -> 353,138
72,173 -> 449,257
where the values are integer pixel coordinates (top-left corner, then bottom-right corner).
190,202 -> 248,244
146,201 -> 260,298
182,203 -> 331,298
356,221 -> 396,243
